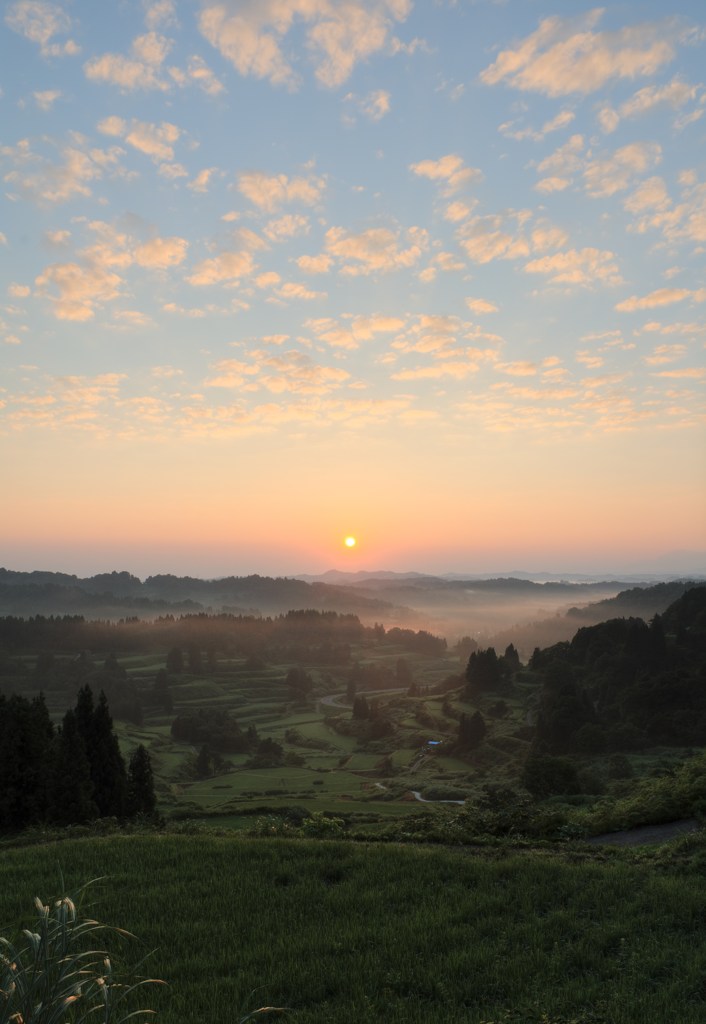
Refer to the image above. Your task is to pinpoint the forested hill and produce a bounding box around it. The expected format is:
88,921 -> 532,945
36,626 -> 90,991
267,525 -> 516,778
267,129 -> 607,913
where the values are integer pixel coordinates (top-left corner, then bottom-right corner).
0,569 -> 398,619
528,585 -> 706,752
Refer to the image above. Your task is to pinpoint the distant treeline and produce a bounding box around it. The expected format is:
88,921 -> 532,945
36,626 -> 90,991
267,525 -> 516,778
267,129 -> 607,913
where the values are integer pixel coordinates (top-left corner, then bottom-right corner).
0,609 -> 446,659
0,569 -> 396,618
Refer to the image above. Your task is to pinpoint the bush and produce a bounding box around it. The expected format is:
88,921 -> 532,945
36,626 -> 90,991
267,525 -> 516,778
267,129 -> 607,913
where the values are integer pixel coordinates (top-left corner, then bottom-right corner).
0,885 -> 286,1024
0,884 -> 161,1024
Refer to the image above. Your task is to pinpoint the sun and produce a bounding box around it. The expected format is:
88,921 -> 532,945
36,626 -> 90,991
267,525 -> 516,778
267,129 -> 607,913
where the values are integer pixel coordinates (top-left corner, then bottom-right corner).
344,535 -> 357,549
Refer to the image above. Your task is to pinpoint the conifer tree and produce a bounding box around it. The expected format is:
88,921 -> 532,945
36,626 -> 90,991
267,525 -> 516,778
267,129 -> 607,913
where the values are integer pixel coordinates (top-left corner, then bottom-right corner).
50,709 -> 97,826
126,744 -> 156,816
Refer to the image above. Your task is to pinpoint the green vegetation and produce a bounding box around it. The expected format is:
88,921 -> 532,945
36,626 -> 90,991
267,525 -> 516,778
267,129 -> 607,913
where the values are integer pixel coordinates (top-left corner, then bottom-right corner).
0,588 -> 705,837
1,833 -> 706,1023
1,586 -> 706,1021
0,882 -> 160,1024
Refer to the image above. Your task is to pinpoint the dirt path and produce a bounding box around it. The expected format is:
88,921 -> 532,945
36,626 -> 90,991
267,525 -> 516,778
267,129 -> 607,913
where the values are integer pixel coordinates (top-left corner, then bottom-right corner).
585,818 -> 700,846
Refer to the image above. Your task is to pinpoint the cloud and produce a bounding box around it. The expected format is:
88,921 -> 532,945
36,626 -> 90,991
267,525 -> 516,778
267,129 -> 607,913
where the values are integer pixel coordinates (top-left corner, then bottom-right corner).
623,172 -> 706,245
306,313 -> 405,349
361,88 -> 391,120
639,320 -> 706,336
324,224 -> 428,275
296,253 -> 333,274
391,358 -> 480,381
8,283 -> 31,298
583,142 -> 661,198
621,76 -> 700,118
616,287 -> 705,311
34,261 -> 122,321
186,250 -> 255,286
206,350 -> 350,395
264,213 -> 310,242
452,211 -> 566,268
33,89 -> 61,111
134,236 -> 188,269
597,107 -> 621,134
466,297 -> 498,314
276,281 -> 326,301
494,361 -> 538,377
524,247 -> 622,287
410,153 -> 482,195
181,54 -> 225,95
534,176 -> 571,194
499,108 -> 574,141
1,137 -> 123,204
5,1 -> 79,57
198,0 -> 412,90
480,9 -> 684,97
169,55 -> 225,95
254,272 -> 280,289
344,88 -> 391,122
99,116 -> 182,164
85,32 -> 173,91
144,0 -> 177,31
113,309 -> 154,327
652,367 -> 706,379
237,170 -> 325,212
644,343 -> 687,365
442,200 -> 471,223
187,168 -> 218,194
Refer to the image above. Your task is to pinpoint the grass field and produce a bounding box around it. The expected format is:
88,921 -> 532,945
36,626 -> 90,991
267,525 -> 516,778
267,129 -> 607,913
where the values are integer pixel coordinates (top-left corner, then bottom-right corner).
1,832 -> 705,1023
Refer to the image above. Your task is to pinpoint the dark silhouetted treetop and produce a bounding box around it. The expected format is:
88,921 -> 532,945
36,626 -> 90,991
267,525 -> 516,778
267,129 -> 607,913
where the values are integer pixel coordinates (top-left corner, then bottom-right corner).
127,744 -> 156,816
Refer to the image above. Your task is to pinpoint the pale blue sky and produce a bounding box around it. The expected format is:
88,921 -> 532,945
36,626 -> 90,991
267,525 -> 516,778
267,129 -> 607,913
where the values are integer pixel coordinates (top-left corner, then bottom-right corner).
1,1 -> 705,577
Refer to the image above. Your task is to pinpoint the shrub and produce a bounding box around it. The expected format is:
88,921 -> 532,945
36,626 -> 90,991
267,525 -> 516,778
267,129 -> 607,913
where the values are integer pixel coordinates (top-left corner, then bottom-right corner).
0,884 -> 287,1024
0,884 -> 161,1024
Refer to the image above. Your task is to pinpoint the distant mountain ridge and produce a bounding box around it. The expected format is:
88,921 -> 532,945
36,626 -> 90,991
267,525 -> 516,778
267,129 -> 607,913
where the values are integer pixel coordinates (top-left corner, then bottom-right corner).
0,568 -> 700,643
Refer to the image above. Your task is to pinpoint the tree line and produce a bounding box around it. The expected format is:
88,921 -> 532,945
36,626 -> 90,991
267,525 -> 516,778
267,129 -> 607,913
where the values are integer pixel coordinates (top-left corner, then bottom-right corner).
0,685 -> 155,833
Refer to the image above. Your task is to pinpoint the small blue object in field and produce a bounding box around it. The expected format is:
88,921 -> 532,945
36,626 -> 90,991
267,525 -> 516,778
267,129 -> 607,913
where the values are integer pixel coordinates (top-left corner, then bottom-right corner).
427,740 -> 441,745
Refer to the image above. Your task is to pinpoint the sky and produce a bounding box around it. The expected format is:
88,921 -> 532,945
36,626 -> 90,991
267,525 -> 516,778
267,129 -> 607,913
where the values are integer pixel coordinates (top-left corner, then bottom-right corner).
1,0 -> 705,579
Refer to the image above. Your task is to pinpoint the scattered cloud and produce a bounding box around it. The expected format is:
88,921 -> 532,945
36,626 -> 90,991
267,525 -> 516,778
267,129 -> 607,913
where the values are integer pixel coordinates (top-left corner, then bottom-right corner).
499,108 -> 574,142
307,313 -> 405,349
33,89 -> 61,111
34,261 -> 122,321
5,0 -> 79,57
99,116 -> 182,165
296,254 -> 333,274
198,0 -> 412,90
644,343 -> 687,366
1,137 -> 124,204
466,297 -> 498,314
276,281 -> 326,301
206,349 -> 350,395
264,213 -> 310,242
8,283 -> 31,298
134,236 -> 188,269
598,75 -> 702,133
480,9 -> 685,97
410,153 -> 482,195
85,32 -> 173,91
186,250 -> 255,286
144,1 -> 177,30
584,142 -> 662,198
524,247 -> 622,287
187,168 -> 219,193
455,210 -> 566,265
324,224 -> 428,275
237,170 -> 325,212
344,89 -> 391,122
616,287 -> 705,312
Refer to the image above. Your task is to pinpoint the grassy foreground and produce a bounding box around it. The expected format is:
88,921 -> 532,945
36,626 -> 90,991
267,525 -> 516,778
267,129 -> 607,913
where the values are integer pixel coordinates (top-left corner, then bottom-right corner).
1,833 -> 705,1023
